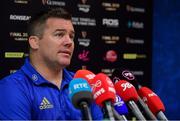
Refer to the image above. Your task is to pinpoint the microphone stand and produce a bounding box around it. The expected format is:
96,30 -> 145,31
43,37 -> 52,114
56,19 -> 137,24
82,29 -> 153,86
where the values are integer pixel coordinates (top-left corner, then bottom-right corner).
112,107 -> 128,121
80,101 -> 92,121
128,100 -> 146,120
104,101 -> 115,121
157,111 -> 168,121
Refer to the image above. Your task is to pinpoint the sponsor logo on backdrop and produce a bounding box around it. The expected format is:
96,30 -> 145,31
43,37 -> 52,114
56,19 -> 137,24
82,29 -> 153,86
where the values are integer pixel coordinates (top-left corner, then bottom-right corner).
72,17 -> 96,26
81,65 -> 87,69
102,35 -> 119,44
81,31 -> 87,38
102,2 -> 120,11
5,52 -> 29,58
102,18 -> 119,28
127,21 -> 144,29
126,5 -> 145,13
126,37 -> 144,44
104,50 -> 117,62
101,68 -> 115,77
10,70 -> 17,74
78,50 -> 90,61
78,31 -> 91,47
42,0 -> 65,6
10,14 -> 31,21
77,0 -> 91,13
81,0 -> 87,4
123,53 -> 147,60
14,0 -> 29,4
9,32 -> 28,41
131,70 -> 144,76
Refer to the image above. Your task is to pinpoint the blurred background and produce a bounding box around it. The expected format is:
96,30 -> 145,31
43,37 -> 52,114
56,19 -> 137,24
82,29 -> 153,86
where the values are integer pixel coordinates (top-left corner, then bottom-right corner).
0,0 -> 179,119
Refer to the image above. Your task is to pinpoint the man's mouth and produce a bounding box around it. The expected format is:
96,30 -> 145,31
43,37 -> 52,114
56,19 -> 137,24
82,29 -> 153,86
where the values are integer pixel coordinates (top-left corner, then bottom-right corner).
58,50 -> 71,56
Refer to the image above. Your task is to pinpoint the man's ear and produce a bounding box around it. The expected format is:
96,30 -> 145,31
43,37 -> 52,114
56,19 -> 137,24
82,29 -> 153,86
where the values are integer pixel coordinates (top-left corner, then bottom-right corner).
28,36 -> 40,49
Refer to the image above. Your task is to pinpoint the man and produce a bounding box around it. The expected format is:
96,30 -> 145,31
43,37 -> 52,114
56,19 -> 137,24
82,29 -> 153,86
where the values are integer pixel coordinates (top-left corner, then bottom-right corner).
0,8 -> 103,120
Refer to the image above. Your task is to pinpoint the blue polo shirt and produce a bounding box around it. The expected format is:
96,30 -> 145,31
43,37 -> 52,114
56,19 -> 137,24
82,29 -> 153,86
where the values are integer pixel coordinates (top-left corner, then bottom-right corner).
0,58 -> 103,120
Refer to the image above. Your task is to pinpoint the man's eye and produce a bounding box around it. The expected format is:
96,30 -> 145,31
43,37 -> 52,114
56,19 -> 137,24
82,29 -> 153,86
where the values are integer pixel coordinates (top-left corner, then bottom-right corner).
55,33 -> 64,37
70,34 -> 75,40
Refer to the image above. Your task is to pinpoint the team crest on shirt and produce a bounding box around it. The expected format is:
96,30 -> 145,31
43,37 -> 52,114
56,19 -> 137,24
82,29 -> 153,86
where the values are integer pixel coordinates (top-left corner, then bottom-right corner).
39,97 -> 54,110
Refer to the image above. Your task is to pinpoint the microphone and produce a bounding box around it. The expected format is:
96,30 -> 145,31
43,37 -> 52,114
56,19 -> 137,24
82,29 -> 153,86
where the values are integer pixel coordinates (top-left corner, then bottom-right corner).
92,73 -> 116,121
74,70 -> 128,121
138,87 -> 168,121
114,94 -> 128,115
111,68 -> 142,89
69,78 -> 93,120
111,68 -> 157,120
74,69 -> 96,87
113,94 -> 128,121
114,80 -> 146,120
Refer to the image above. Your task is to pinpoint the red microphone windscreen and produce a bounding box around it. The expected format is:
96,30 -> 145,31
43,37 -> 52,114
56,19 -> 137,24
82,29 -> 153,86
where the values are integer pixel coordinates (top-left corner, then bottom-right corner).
138,87 -> 165,115
74,69 -> 96,87
114,80 -> 139,102
92,73 -> 116,106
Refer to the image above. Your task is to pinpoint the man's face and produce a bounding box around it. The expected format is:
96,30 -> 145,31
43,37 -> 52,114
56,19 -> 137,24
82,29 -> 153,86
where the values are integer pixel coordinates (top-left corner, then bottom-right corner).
38,18 -> 75,68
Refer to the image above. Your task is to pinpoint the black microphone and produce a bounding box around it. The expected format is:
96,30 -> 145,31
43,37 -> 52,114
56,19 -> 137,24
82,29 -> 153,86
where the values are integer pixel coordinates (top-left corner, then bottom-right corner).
111,68 -> 141,89
111,68 -> 158,120
69,78 -> 93,120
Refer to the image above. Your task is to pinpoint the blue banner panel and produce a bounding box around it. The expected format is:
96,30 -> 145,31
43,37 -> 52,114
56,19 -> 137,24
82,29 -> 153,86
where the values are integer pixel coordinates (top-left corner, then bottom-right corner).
153,0 -> 180,119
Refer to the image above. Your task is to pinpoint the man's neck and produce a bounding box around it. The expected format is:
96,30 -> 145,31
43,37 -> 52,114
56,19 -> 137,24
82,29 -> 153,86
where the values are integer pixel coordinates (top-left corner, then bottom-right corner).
30,56 -> 63,89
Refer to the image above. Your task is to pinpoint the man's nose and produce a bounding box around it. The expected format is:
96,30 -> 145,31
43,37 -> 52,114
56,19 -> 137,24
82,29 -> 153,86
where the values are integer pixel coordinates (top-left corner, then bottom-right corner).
63,35 -> 73,46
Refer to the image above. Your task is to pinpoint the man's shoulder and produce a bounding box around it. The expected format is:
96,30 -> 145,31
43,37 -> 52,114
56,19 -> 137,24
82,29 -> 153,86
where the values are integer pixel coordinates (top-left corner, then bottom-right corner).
0,69 -> 34,101
0,69 -> 28,85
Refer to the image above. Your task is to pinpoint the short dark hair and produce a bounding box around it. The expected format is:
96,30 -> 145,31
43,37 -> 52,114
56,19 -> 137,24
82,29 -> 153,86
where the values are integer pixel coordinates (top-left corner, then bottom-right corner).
27,8 -> 72,39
